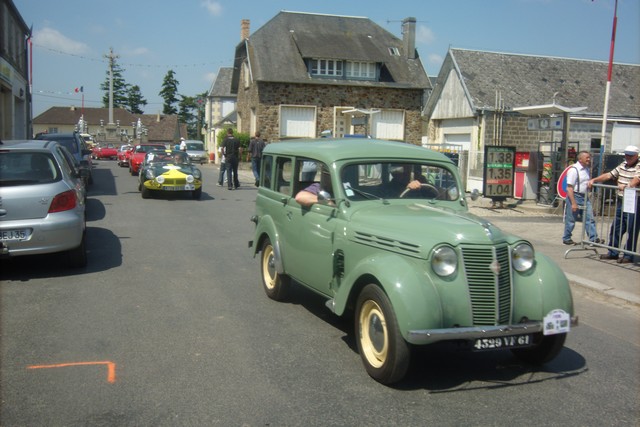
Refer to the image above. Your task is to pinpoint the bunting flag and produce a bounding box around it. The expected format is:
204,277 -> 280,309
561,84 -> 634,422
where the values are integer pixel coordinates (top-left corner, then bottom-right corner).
74,86 -> 83,93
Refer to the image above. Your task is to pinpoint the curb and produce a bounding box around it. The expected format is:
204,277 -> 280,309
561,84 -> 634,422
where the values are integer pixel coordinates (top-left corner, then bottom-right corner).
566,273 -> 640,307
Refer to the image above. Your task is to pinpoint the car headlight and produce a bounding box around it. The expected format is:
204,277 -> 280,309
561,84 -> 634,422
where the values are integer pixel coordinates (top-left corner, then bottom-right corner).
193,170 -> 202,179
512,243 -> 534,272
156,175 -> 165,184
186,175 -> 194,183
431,246 -> 457,277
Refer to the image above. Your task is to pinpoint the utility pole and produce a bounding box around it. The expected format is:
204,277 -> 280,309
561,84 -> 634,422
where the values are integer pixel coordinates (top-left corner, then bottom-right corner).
103,47 -> 119,125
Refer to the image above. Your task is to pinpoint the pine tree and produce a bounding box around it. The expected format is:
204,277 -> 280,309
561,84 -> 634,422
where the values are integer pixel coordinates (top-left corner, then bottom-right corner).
127,85 -> 148,114
159,70 -> 179,115
100,59 -> 130,109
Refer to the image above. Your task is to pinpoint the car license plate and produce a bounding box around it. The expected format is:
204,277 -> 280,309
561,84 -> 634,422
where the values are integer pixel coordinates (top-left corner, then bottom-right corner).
472,334 -> 532,351
0,229 -> 31,242
163,186 -> 185,191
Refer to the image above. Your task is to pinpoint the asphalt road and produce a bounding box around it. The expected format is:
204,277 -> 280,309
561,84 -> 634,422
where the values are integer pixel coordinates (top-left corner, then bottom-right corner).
1,160 -> 638,426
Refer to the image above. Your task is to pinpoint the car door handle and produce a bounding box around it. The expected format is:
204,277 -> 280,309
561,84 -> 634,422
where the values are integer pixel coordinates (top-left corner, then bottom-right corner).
0,209 -> 6,217
286,211 -> 293,220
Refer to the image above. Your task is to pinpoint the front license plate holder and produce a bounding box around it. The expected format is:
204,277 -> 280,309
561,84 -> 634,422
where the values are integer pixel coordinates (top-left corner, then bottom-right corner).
472,334 -> 533,351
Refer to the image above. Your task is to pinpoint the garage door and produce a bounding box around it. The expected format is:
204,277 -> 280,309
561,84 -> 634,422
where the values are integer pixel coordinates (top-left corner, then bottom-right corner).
280,106 -> 316,138
371,110 -> 404,140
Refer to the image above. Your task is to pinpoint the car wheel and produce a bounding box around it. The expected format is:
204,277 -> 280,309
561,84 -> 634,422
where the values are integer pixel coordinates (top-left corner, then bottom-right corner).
141,186 -> 151,199
260,238 -> 290,300
511,333 -> 566,365
192,187 -> 202,200
355,284 -> 410,385
65,233 -> 87,268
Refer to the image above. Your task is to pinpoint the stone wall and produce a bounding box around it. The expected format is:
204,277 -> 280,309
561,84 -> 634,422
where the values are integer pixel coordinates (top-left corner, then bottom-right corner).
236,77 -> 424,144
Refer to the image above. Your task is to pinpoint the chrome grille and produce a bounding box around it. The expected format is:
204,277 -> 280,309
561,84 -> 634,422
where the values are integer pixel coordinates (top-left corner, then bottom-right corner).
461,244 -> 512,325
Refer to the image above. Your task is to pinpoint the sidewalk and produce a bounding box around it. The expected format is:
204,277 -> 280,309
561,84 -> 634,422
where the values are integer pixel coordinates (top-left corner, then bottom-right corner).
467,197 -> 640,307
212,163 -> 639,307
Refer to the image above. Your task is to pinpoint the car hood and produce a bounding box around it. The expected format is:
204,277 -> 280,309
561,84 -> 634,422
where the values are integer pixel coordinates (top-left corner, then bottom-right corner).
149,164 -> 198,175
347,202 -> 513,258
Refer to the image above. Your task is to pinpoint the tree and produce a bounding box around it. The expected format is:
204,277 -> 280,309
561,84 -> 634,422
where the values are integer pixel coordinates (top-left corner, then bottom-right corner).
100,59 -> 129,109
159,70 -> 179,115
127,85 -> 148,114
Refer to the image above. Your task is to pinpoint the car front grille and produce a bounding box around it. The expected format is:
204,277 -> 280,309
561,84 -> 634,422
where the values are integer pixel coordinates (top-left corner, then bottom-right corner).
460,244 -> 512,325
162,177 -> 187,185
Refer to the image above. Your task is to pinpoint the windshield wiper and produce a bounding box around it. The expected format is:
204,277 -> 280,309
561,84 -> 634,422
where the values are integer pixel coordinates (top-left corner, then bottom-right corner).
346,187 -> 390,204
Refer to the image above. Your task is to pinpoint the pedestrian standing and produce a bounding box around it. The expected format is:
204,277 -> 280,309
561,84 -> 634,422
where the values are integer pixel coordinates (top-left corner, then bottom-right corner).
217,144 -> 227,187
248,131 -> 266,186
562,151 -> 600,245
179,137 -> 187,151
222,128 -> 241,190
589,145 -> 640,263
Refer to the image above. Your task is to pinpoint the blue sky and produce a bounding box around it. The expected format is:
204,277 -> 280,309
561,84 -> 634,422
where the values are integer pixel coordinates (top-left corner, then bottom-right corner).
14,0 -> 640,117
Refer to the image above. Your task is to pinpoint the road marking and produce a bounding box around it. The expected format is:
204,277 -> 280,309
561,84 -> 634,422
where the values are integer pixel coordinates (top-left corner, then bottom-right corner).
27,361 -> 116,383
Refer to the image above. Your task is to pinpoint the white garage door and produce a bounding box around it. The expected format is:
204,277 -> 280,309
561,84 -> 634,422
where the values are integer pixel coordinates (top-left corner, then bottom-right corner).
280,106 -> 316,138
371,110 -> 404,140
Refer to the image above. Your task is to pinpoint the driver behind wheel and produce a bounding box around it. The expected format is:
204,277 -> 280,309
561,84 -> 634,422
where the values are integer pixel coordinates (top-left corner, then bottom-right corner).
388,164 -> 424,196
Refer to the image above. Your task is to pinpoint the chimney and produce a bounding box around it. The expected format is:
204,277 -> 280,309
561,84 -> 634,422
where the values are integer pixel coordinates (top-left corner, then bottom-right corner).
241,19 -> 250,40
402,17 -> 416,60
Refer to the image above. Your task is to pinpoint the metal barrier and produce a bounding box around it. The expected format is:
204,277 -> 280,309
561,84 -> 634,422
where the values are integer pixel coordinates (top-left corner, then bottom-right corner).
566,184 -> 640,261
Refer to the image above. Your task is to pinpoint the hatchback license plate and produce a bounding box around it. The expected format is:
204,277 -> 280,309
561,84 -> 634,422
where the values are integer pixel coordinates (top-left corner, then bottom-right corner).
473,334 -> 532,351
0,229 -> 30,242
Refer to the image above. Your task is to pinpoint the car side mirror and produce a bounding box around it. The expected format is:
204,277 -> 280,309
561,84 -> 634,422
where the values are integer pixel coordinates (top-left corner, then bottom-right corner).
469,189 -> 480,201
317,190 -> 334,205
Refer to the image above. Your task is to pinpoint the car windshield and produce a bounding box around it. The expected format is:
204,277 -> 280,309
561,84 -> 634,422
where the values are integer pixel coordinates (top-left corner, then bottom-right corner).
0,152 -> 60,186
186,142 -> 204,150
136,145 -> 164,153
341,162 -> 460,201
56,138 -> 79,154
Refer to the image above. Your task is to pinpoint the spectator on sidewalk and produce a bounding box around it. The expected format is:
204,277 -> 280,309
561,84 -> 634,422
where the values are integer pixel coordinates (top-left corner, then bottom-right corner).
589,145 -> 640,263
248,131 -> 266,187
563,151 -> 600,245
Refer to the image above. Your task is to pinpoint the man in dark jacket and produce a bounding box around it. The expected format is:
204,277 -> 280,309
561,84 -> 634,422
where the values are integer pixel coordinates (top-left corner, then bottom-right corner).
248,131 -> 266,186
222,128 -> 241,190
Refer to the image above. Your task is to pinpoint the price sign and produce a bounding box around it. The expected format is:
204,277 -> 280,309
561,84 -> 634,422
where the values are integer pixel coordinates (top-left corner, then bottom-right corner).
483,146 -> 515,198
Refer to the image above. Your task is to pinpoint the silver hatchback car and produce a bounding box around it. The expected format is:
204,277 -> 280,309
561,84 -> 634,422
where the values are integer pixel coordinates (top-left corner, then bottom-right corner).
0,140 -> 87,268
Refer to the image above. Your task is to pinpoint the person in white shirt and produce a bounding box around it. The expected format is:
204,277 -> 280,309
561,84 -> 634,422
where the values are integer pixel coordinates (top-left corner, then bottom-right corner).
562,150 -> 600,245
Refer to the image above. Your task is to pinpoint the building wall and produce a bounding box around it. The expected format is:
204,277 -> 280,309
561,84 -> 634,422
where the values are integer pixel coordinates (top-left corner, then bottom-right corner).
237,69 -> 424,144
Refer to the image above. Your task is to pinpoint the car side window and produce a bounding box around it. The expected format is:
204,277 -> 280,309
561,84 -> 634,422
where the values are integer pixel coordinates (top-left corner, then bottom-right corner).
276,157 -> 293,195
262,155 -> 273,189
56,146 -> 77,178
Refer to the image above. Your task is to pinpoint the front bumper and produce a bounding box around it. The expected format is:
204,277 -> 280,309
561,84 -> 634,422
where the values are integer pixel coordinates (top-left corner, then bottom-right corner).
408,316 -> 579,345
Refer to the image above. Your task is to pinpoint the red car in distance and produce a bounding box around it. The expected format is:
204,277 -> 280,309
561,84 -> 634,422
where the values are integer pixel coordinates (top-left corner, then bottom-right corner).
92,143 -> 119,160
117,144 -> 133,167
129,143 -> 167,175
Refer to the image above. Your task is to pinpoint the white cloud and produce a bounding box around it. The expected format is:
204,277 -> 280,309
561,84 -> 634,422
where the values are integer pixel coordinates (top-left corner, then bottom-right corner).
201,0 -> 223,16
428,53 -> 443,66
204,72 -> 217,84
416,25 -> 435,45
33,27 -> 90,54
125,47 -> 151,56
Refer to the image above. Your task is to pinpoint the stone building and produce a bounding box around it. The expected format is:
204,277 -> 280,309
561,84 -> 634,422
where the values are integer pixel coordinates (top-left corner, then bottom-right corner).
423,48 -> 640,197
230,11 -> 431,144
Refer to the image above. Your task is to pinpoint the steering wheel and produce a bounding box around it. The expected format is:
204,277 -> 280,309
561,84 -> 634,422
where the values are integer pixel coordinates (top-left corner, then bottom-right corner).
400,183 -> 439,198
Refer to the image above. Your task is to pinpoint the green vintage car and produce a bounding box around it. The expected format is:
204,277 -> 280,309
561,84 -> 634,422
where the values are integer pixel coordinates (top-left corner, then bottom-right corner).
249,139 -> 576,385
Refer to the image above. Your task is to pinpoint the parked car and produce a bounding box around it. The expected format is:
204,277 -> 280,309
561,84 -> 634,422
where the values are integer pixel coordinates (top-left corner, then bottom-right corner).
117,144 -> 133,167
138,149 -> 203,199
0,140 -> 87,268
249,139 -> 575,385
35,131 -> 93,187
92,142 -> 118,160
79,133 -> 96,150
182,140 -> 208,165
129,143 -> 166,175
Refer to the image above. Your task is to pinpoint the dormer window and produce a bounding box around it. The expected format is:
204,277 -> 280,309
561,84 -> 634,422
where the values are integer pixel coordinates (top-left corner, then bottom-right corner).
346,61 -> 376,79
311,59 -> 343,77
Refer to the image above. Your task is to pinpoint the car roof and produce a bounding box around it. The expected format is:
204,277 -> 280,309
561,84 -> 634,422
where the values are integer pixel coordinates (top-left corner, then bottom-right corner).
262,138 -> 453,165
0,139 -> 61,150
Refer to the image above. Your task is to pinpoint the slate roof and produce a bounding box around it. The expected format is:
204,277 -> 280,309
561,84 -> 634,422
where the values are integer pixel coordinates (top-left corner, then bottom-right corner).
431,48 -> 639,118
208,67 -> 235,97
232,11 -> 430,91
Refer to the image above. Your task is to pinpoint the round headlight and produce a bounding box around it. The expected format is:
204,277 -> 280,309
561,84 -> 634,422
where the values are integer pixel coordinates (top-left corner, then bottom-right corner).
431,246 -> 458,277
512,243 -> 534,272
156,175 -> 165,184
186,175 -> 194,183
